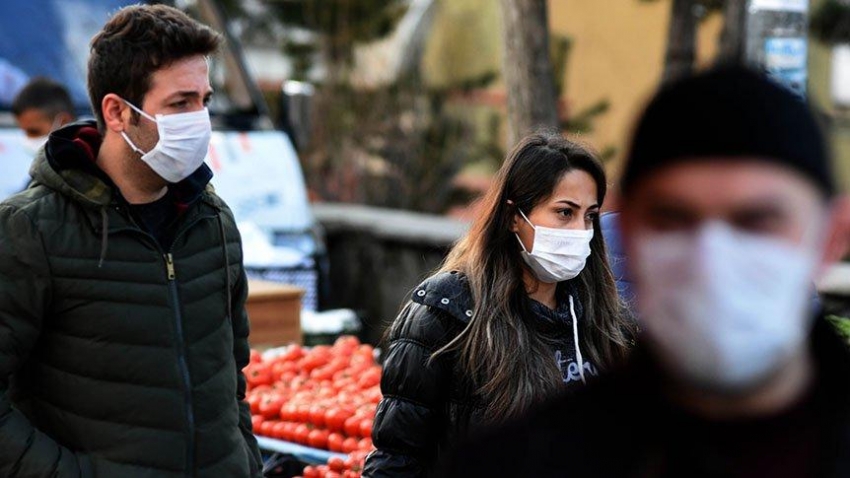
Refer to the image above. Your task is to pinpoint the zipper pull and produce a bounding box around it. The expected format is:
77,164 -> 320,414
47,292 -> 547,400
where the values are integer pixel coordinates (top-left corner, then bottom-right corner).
165,253 -> 176,281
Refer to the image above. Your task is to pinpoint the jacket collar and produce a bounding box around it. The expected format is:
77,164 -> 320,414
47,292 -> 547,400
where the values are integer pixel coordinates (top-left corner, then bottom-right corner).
34,120 -> 214,212
412,271 -> 584,327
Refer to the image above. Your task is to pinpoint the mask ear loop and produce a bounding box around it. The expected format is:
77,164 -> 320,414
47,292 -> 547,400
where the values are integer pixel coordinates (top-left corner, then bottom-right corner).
121,131 -> 148,157
119,98 -> 157,157
509,200 -> 536,253
122,98 -> 157,123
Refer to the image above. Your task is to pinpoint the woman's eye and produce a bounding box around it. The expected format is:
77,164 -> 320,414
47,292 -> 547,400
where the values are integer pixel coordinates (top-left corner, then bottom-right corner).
558,209 -> 573,218
586,213 -> 599,222
172,101 -> 188,108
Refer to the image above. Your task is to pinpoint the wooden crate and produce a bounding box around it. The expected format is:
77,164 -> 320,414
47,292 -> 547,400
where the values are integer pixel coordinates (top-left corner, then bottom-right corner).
246,280 -> 304,347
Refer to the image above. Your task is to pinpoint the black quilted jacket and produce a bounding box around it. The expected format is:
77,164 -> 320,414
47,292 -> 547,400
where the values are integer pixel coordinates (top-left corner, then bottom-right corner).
363,271 -> 588,477
0,122 -> 261,477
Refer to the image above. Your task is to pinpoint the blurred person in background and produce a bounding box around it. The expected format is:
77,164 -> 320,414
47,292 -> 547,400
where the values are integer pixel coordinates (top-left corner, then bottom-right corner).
363,132 -> 635,477
443,66 -> 850,478
12,77 -> 76,156
0,5 -> 261,477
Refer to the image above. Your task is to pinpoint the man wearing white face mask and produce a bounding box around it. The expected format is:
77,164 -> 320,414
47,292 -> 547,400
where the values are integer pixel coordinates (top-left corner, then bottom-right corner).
444,66 -> 850,478
12,77 -> 76,155
0,5 -> 261,477
10,77 -> 76,194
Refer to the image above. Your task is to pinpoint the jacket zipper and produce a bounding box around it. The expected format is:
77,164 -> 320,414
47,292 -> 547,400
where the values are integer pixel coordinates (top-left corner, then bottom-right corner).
164,252 -> 195,478
110,207 -> 218,477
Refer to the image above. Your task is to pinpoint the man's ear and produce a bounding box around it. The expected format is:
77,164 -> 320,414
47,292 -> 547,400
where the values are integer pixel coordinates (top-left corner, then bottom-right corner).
101,93 -> 128,133
821,194 -> 850,268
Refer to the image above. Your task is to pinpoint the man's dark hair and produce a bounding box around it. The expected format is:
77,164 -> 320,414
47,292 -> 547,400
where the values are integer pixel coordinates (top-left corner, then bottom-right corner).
11,77 -> 75,118
87,4 -> 222,131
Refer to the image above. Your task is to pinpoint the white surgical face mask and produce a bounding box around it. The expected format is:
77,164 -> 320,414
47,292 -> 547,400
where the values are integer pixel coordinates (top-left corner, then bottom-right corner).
515,208 -> 593,283
20,115 -> 62,156
21,135 -> 48,156
633,221 -> 820,392
120,99 -> 211,183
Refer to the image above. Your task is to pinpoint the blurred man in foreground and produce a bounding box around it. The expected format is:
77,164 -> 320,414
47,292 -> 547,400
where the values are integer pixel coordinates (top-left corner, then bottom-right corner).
444,66 -> 850,477
12,77 -> 76,155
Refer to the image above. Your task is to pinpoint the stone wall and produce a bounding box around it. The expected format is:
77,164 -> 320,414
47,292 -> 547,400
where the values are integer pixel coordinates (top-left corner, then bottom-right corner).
313,203 -> 469,345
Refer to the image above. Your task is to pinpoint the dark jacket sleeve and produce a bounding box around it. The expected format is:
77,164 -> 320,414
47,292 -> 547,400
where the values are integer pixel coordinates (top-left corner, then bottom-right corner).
228,227 -> 263,477
0,205 -> 90,477
363,302 -> 455,478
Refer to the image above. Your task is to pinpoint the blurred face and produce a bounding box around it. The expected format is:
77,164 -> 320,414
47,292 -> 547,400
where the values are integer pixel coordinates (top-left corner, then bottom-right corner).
620,158 -> 850,393
622,159 -> 825,250
512,168 -> 599,252
15,108 -> 64,138
123,55 -> 213,155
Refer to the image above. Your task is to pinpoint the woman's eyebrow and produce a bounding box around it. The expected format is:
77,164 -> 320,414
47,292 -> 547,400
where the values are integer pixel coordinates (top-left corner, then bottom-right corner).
555,199 -> 599,210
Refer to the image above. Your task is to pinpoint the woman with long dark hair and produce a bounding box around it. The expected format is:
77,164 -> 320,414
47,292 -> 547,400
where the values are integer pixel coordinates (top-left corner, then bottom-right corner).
363,132 -> 634,477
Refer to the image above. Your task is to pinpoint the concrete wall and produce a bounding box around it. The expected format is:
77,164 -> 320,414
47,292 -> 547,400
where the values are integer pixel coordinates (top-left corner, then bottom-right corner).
313,203 -> 469,344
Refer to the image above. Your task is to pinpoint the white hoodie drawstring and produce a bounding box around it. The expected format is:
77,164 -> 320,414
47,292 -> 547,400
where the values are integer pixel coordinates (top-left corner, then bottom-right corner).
569,295 -> 586,384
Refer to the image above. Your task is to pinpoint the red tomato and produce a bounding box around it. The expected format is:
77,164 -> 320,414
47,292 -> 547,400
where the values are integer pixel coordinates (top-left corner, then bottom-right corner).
272,360 -> 298,380
359,419 -> 373,439
327,432 -> 345,452
294,423 -> 311,445
259,420 -> 276,437
357,367 -> 381,390
342,437 -> 359,454
334,335 -> 360,353
309,405 -> 328,428
282,422 -> 298,442
308,428 -> 329,449
358,437 -> 373,451
352,345 -> 375,365
296,404 -> 312,424
251,415 -> 264,433
325,408 -> 354,433
250,349 -> 262,364
356,404 -> 376,420
251,384 -> 273,396
364,388 -> 382,405
328,456 -> 346,472
244,362 -> 273,388
302,465 -> 319,478
344,416 -> 361,437
246,395 -> 262,415
280,403 -> 299,422
279,344 -> 306,362
325,472 -> 342,478
280,370 -> 298,384
259,395 -> 286,420
272,421 -> 288,439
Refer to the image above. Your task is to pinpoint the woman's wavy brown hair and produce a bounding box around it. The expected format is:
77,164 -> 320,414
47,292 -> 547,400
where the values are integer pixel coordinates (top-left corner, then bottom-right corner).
434,132 -> 633,421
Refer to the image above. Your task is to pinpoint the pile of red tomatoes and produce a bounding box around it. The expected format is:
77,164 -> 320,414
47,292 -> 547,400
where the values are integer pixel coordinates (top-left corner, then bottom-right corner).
297,450 -> 369,478
244,336 -> 382,456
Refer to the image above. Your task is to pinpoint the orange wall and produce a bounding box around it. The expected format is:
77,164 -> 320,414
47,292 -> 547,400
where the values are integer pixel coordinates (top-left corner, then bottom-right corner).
548,0 -> 722,176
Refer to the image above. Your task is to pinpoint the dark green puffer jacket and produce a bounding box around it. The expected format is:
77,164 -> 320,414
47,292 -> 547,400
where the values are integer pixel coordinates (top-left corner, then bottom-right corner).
0,122 -> 262,477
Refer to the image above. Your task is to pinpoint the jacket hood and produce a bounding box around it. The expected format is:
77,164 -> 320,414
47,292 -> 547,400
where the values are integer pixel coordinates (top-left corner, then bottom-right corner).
32,120 -> 213,210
